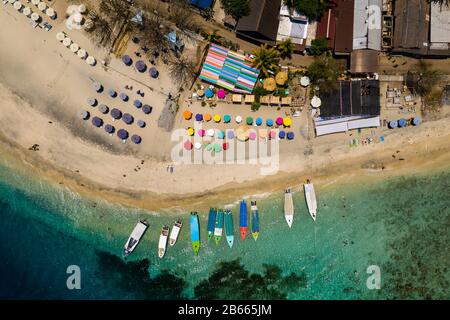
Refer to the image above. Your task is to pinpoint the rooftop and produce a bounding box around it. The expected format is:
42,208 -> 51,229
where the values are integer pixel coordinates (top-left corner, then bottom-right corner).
430,3 -> 450,43
334,0 -> 355,54
353,0 -> 382,51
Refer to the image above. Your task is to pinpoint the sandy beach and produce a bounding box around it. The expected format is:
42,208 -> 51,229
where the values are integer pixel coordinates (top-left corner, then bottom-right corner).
1,3 -> 450,211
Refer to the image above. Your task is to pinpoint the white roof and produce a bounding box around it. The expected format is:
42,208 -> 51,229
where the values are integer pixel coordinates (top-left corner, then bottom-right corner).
277,16 -> 308,45
430,3 -> 450,43
353,0 -> 382,51
315,116 -> 380,136
347,116 -> 380,130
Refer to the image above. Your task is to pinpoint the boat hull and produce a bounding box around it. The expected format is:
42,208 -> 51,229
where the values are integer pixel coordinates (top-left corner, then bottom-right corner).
284,189 -> 294,228
239,227 -> 247,240
224,210 -> 234,248
190,213 -> 200,256
239,200 -> 248,240
207,208 -> 216,242
304,183 -> 317,221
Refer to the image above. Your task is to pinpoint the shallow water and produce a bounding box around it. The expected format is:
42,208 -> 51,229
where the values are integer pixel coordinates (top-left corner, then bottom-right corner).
0,157 -> 448,299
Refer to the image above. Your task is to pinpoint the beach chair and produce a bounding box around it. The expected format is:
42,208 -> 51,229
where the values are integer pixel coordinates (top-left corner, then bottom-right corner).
232,94 -> 242,104
260,96 -> 270,105
281,97 -> 292,106
270,96 -> 280,106
245,95 -> 255,104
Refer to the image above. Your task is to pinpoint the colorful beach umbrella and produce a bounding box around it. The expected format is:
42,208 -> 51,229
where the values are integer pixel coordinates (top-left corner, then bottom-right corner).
266,119 -> 273,127
287,132 -> 295,140
187,127 -> 195,136
398,119 -> 407,127
217,131 -> 225,139
183,110 -> 192,120
205,88 -> 214,98
246,117 -> 253,125
122,113 -> 134,124
206,129 -> 215,137
412,117 -> 422,126
259,129 -> 268,139
184,140 -> 193,150
227,130 -> 235,139
104,124 -> 115,134
131,135 -> 142,144
87,98 -> 97,107
137,120 -> 146,128
223,114 -> 231,123
195,114 -> 203,122
108,89 -> 117,97
198,129 -> 205,137
92,116 -> 103,127
142,105 -> 152,114
235,116 -> 242,124
275,72 -> 288,86
223,142 -> 229,150
205,143 -> 213,151
99,104 -> 109,114
204,114 -> 212,122
117,129 -> 129,140
263,78 -> 276,91
249,131 -> 257,140
119,93 -> 128,101
388,121 -> 398,129
133,100 -> 142,108
214,114 -> 221,123
269,130 -> 277,139
111,108 -> 122,120
135,60 -> 147,73
122,55 -> 132,66
276,117 -> 283,126
149,67 -> 159,78
283,117 -> 292,127
279,131 -> 286,139
255,117 -> 262,126
214,143 -> 222,153
217,89 -> 226,99
194,142 -> 202,150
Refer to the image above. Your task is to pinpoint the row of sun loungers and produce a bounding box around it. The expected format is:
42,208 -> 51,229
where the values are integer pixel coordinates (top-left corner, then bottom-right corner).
231,94 -> 292,106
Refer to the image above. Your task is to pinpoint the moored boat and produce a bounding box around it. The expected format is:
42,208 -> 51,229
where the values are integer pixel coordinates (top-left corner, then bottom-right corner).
158,225 -> 169,258
239,200 -> 248,240
123,219 -> 149,258
214,209 -> 224,245
169,219 -> 182,246
190,212 -> 200,255
251,201 -> 260,241
207,208 -> 216,242
224,210 -> 234,248
304,180 -> 317,221
284,188 -> 294,228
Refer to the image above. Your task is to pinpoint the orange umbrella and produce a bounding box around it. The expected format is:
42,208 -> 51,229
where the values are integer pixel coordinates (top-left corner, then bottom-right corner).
275,72 -> 288,86
183,110 -> 192,120
263,78 -> 276,91
204,113 -> 212,122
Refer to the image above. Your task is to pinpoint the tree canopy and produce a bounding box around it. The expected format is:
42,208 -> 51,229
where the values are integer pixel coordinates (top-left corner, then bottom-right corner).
307,54 -> 343,92
220,0 -> 251,21
308,38 -> 330,56
283,0 -> 327,20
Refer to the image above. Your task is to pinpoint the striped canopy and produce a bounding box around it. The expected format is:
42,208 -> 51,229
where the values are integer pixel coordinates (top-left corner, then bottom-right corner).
199,44 -> 260,94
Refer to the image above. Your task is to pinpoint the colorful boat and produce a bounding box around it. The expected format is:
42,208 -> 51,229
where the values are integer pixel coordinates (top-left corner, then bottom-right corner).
224,210 -> 234,248
239,200 -> 248,240
251,201 -> 260,241
304,180 -> 317,221
190,212 -> 200,255
214,209 -> 224,245
123,219 -> 149,257
207,208 -> 217,241
284,188 -> 294,228
158,225 -> 169,259
169,219 -> 182,246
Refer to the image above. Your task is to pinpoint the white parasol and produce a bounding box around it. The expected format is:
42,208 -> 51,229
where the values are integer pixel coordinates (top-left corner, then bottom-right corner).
194,142 -> 202,150
310,96 -> 322,108
62,37 -> 72,47
31,13 -> 40,22
22,7 -> 32,16
56,32 -> 66,42
300,76 -> 310,87
78,4 -> 87,14
77,49 -> 87,59
13,1 -> 22,10
73,13 -> 83,24
8,0 -> 16,4
86,56 -> 96,66
206,129 -> 215,137
235,115 -> 242,124
70,43 -> 79,53
46,7 -> 56,19
31,0 -> 40,5
37,2 -> 46,11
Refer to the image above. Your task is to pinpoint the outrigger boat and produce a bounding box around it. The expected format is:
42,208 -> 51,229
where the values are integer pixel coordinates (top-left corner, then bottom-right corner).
158,225 -> 169,258
169,219 -> 182,246
304,180 -> 317,221
123,220 -> 149,258
284,188 -> 294,228
239,200 -> 248,240
214,209 -> 224,245
251,201 -> 260,241
224,210 -> 234,248
190,212 -> 200,255
207,208 -> 217,242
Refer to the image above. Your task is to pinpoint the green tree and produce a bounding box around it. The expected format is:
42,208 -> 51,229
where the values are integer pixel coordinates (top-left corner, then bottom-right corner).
277,38 -> 296,59
408,60 -> 443,97
251,44 -> 280,76
168,56 -> 197,88
307,54 -> 343,92
308,37 -> 329,56
220,0 -> 251,21
285,0 -> 327,20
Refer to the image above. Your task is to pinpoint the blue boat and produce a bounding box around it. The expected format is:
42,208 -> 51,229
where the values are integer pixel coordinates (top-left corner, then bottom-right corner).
251,201 -> 260,241
239,200 -> 248,240
214,209 -> 224,245
190,212 -> 200,255
224,210 -> 234,248
207,208 -> 216,241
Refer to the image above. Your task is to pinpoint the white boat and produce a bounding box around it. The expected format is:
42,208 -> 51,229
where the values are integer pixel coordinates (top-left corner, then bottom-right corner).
158,225 -> 170,258
284,188 -> 294,228
123,220 -> 148,257
304,180 -> 317,221
169,219 -> 182,246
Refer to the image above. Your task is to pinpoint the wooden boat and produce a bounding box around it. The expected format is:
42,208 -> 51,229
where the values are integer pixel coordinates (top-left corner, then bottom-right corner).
251,201 -> 260,241
207,208 -> 216,242
190,212 -> 200,255
304,180 -> 317,221
239,200 -> 248,240
224,210 -> 234,248
284,188 -> 294,228
123,220 -> 148,258
214,209 -> 224,245
158,225 -> 169,258
169,219 -> 182,246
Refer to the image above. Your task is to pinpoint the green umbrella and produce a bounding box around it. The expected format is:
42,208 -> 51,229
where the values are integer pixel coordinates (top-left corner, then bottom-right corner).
246,117 -> 253,125
223,114 -> 231,123
214,143 -> 222,153
205,143 -> 212,151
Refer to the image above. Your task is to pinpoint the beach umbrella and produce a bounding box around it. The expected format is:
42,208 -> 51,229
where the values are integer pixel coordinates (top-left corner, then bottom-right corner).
255,117 -> 263,126
56,32 -> 65,42
149,67 -> 159,78
194,142 -> 202,150
13,2 -> 22,10
275,72 -> 288,86
99,104 -> 109,114
311,96 -> 322,108
187,127 -> 194,136
235,116 -> 242,124
78,4 -> 87,13
276,117 -> 283,126
119,93 -> 129,101
8,0 -> 16,4
86,56 -> 96,66
104,124 -> 115,134
46,7 -> 56,19
398,118 -> 407,127
131,135 -> 142,144
279,130 -> 286,139
205,143 -> 213,151
142,105 -> 152,114
87,98 -> 97,107
283,117 -> 292,127
300,76 -> 310,87
183,140 -> 193,150
31,0 -> 40,5
197,89 -> 205,97
117,129 -> 129,141
198,129 -> 205,137
205,88 -> 214,98
217,89 -> 226,99
122,55 -> 132,66
73,13 -> 83,24
269,130 -> 277,139
263,77 -> 276,91
108,89 -> 117,98
79,110 -> 89,120
183,110 -> 192,120
214,114 -> 221,123
133,100 -> 142,108
77,49 -> 87,59
217,131 -> 225,139
37,2 -> 46,11
266,119 -> 273,127
111,108 -> 122,120
93,82 -> 103,92
195,113 -> 203,122
412,117 -> 422,126
62,37 -> 72,47
227,130 -> 235,139
388,121 -> 398,129
246,117 -> 253,125
137,120 -> 146,128
70,43 -> 79,53
249,131 -> 257,140
31,12 -> 40,22
204,114 -> 212,122
206,129 -> 215,137
23,7 -> 31,16
223,114 -> 231,123
259,129 -> 268,139
287,132 -> 295,140
122,113 -> 134,125
92,116 -> 103,128
223,142 -> 229,150
135,60 -> 147,73
214,143 -> 222,153
236,126 -> 249,142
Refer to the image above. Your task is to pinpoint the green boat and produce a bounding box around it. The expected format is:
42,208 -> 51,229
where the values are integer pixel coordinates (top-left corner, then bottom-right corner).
214,209 -> 224,245
224,210 -> 234,248
207,208 -> 216,241
190,212 -> 200,255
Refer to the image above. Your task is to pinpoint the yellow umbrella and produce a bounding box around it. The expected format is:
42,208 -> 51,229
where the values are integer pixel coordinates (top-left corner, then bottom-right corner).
283,117 -> 292,127
259,129 -> 268,139
197,89 -> 205,97
275,72 -> 288,86
213,114 -> 221,123
187,127 -> 195,136
263,78 -> 276,91
204,114 -> 212,122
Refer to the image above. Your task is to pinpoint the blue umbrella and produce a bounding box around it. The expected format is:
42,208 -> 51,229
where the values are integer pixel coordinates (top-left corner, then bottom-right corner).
122,55 -> 132,66
195,114 -> 203,122
108,89 -> 117,98
79,110 -> 90,120
93,82 -> 103,93
119,93 -> 129,101
131,134 -> 142,144
255,117 -> 262,126
137,120 -> 146,128
104,124 -> 115,134
205,88 -> 214,98
117,129 -> 129,140
87,98 -> 97,107
279,131 -> 286,139
135,60 -> 147,73
412,117 -> 421,126
111,108 -> 122,120
142,105 -> 152,114
287,132 -> 295,140
92,116 -> 103,127
133,100 -> 142,108
389,121 -> 398,129
149,67 -> 159,78
99,104 -> 109,114
398,118 -> 407,127
122,113 -> 134,124
227,131 -> 235,139
266,119 -> 273,127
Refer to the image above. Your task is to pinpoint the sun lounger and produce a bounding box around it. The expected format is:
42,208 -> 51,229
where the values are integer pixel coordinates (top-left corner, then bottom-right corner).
281,97 -> 292,106
245,95 -> 255,104
232,94 -> 242,104
270,96 -> 280,106
260,96 -> 270,105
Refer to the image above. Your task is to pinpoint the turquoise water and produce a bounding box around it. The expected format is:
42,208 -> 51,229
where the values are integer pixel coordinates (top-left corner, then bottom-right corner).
0,156 -> 448,299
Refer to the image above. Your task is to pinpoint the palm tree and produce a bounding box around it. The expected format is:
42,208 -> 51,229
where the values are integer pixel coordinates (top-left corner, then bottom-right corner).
283,0 -> 297,15
251,44 -> 280,76
140,13 -> 170,60
86,13 -> 113,47
277,38 -> 295,59
99,0 -> 132,51
408,60 -> 443,97
168,56 -> 197,88
202,30 -> 222,45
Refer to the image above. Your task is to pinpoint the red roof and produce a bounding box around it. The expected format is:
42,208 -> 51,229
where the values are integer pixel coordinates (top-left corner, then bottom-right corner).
316,9 -> 336,48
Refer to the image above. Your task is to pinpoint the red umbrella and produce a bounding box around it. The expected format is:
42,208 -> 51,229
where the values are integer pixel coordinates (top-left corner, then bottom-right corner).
184,140 -> 193,150
223,142 -> 229,150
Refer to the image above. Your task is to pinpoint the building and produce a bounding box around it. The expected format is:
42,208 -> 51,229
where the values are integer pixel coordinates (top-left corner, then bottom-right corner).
189,0 -> 214,10
333,0 -> 355,55
276,5 -> 309,52
353,0 -> 382,51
